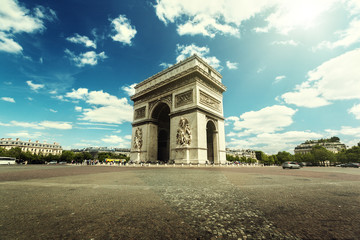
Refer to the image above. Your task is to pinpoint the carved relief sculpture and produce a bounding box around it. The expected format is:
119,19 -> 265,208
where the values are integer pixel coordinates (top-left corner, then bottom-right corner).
133,127 -> 143,150
176,117 -> 192,146
134,106 -> 146,120
175,90 -> 193,108
199,90 -> 221,113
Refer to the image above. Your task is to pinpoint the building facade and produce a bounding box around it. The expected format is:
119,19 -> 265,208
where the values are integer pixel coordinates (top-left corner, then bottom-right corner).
130,55 -> 227,164
294,141 -> 346,154
0,138 -> 63,155
226,148 -> 257,160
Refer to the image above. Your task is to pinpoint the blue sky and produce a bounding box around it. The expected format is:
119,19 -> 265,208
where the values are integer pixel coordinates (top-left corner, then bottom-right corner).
1,0 -> 359,154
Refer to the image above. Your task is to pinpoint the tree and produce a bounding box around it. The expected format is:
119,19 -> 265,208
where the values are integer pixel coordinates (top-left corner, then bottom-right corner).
276,151 -> 294,164
7,147 -> 22,159
255,151 -> 269,164
60,151 -> 75,162
311,145 -> 335,166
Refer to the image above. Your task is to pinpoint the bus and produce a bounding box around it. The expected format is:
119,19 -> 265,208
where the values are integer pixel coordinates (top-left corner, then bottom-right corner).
0,157 -> 17,165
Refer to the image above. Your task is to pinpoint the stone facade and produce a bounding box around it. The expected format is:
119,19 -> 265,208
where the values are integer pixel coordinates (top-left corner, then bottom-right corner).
226,148 -> 257,160
130,55 -> 226,164
294,141 -> 346,154
0,138 -> 63,155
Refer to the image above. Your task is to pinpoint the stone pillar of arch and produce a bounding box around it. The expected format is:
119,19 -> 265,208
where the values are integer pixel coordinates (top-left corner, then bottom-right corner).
130,55 -> 227,164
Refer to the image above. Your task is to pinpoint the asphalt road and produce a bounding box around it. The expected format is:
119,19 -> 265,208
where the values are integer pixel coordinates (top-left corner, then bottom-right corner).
1,165 -> 359,239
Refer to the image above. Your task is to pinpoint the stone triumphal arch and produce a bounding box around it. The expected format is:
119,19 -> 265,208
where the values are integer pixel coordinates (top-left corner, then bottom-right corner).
130,55 -> 227,164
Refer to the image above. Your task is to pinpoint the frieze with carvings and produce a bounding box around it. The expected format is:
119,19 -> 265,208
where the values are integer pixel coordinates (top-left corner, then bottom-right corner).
175,90 -> 193,108
134,106 -> 146,120
148,94 -> 172,113
200,90 -> 222,113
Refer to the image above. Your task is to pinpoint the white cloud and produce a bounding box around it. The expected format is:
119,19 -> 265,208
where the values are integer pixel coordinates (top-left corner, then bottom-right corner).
1,97 -> 15,103
316,18 -> 360,49
4,120 -> 72,130
325,126 -> 360,137
348,104 -> 360,119
271,40 -> 299,46
273,75 -> 286,84
0,32 -> 22,53
65,88 -> 89,100
282,48 -> 360,107
227,130 -> 323,154
27,97 -> 33,101
26,80 -> 44,91
65,88 -> 133,124
154,0 -> 339,37
121,83 -> 137,96
226,61 -> 238,70
159,62 -> 172,68
0,0 -> 56,53
6,131 -> 42,139
53,95 -> 69,102
65,49 -> 107,67
176,44 -> 222,70
49,109 -> 57,113
230,105 -> 297,135
39,121 -> 72,129
75,106 -> 82,112
101,135 -> 130,148
66,33 -> 96,48
110,15 -> 137,45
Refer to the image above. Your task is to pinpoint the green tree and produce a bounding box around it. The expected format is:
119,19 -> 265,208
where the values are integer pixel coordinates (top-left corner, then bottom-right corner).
255,151 -> 269,164
311,145 -> 335,166
276,151 -> 294,164
60,151 -> 75,162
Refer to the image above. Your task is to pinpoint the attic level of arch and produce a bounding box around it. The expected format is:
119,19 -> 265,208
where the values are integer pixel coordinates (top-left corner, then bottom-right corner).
132,88 -> 225,127
131,66 -> 226,106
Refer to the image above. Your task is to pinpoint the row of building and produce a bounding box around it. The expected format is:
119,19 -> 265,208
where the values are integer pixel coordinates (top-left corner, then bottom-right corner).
294,139 -> 346,154
0,138 -> 63,155
226,148 -> 257,160
0,136 -> 349,159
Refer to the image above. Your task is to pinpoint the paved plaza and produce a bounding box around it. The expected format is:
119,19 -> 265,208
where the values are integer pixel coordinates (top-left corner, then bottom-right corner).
1,165 -> 359,239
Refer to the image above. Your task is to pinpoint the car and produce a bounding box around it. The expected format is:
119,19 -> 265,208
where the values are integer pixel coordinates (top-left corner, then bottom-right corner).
48,161 -> 57,164
341,163 -> 359,168
282,161 -> 301,169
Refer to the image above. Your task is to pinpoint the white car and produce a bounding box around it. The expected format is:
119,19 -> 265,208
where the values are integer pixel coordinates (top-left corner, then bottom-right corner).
282,161 -> 301,169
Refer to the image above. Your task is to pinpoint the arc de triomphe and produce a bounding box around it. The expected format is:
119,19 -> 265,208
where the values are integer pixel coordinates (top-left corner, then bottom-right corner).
130,55 -> 226,164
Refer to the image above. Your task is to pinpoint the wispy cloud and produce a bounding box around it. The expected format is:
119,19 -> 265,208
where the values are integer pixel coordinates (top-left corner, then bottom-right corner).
66,33 -> 96,48
348,104 -> 360,119
64,88 -> 133,124
176,43 -> 222,70
121,83 -> 137,96
274,75 -> 286,84
0,0 -> 56,54
271,40 -> 299,46
1,97 -> 15,103
226,61 -> 238,70
281,48 -> 360,108
1,120 -> 72,130
26,80 -> 44,91
316,18 -> 360,50
65,49 -> 107,67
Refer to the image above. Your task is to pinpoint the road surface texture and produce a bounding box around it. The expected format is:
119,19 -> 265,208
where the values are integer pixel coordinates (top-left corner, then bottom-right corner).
1,165 -> 359,239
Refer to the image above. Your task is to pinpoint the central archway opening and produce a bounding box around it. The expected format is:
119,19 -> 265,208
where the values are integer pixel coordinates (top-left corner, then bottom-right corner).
152,103 -> 170,163
206,121 -> 216,163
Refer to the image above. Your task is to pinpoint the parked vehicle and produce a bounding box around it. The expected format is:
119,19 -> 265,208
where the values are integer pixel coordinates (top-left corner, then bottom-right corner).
282,161 -> 301,169
341,163 -> 359,168
48,161 -> 57,165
